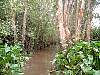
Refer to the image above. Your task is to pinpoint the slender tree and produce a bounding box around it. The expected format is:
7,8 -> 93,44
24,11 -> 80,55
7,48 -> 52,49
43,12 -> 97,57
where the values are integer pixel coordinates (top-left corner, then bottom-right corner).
22,0 -> 28,48
10,0 -> 17,42
63,0 -> 71,45
75,0 -> 85,41
56,0 -> 67,49
56,0 -> 72,49
85,0 -> 92,41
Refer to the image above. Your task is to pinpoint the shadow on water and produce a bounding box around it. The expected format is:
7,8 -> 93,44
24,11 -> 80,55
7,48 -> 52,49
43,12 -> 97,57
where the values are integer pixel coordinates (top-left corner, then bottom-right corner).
24,45 -> 60,75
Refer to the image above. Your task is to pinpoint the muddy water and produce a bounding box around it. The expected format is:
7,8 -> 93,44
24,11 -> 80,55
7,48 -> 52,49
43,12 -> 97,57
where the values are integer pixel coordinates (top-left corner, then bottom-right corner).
24,46 -> 58,75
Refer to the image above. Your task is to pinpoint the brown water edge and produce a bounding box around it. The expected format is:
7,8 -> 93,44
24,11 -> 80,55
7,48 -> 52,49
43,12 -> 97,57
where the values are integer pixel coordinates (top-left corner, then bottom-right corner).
23,46 -> 58,75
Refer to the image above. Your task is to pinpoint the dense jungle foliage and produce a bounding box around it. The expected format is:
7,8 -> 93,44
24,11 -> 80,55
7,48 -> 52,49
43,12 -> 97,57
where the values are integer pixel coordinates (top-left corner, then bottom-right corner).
0,0 -> 100,75
0,0 -> 57,74
0,0 -> 58,51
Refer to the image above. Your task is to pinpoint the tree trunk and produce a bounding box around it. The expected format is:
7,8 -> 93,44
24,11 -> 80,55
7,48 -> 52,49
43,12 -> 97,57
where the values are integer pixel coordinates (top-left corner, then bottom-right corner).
85,0 -> 92,41
75,0 -> 84,41
22,0 -> 27,48
63,0 -> 71,45
56,0 -> 67,49
10,0 -> 17,42
56,0 -> 72,49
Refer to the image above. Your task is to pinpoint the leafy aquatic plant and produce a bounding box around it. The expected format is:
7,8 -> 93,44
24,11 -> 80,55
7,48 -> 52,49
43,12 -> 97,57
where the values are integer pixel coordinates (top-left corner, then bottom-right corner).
0,43 -> 26,75
54,41 -> 100,75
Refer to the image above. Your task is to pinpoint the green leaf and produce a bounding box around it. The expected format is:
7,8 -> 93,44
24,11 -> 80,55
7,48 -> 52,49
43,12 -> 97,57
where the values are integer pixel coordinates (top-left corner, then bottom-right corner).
94,70 -> 100,75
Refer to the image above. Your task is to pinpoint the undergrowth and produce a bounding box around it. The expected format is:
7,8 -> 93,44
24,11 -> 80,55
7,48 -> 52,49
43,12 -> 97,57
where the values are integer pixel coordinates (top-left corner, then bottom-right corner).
54,41 -> 100,75
0,43 -> 28,75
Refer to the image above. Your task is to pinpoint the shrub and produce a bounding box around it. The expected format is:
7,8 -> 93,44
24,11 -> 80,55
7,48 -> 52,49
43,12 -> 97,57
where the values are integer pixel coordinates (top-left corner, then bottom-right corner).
91,27 -> 100,41
0,43 -> 26,75
54,41 -> 100,75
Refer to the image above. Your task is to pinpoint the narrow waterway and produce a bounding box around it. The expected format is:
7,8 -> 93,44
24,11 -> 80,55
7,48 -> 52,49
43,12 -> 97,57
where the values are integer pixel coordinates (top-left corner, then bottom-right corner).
24,45 -> 59,75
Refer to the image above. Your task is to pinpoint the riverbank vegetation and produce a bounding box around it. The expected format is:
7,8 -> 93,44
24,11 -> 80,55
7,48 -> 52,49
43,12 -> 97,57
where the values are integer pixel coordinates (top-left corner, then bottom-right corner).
54,41 -> 100,75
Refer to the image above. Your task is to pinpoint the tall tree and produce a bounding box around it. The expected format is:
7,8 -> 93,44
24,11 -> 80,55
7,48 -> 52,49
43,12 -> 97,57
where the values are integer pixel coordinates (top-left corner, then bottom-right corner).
22,0 -> 28,48
85,0 -> 92,41
63,0 -> 71,45
56,0 -> 67,49
10,0 -> 17,42
57,0 -> 71,49
75,0 -> 85,41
